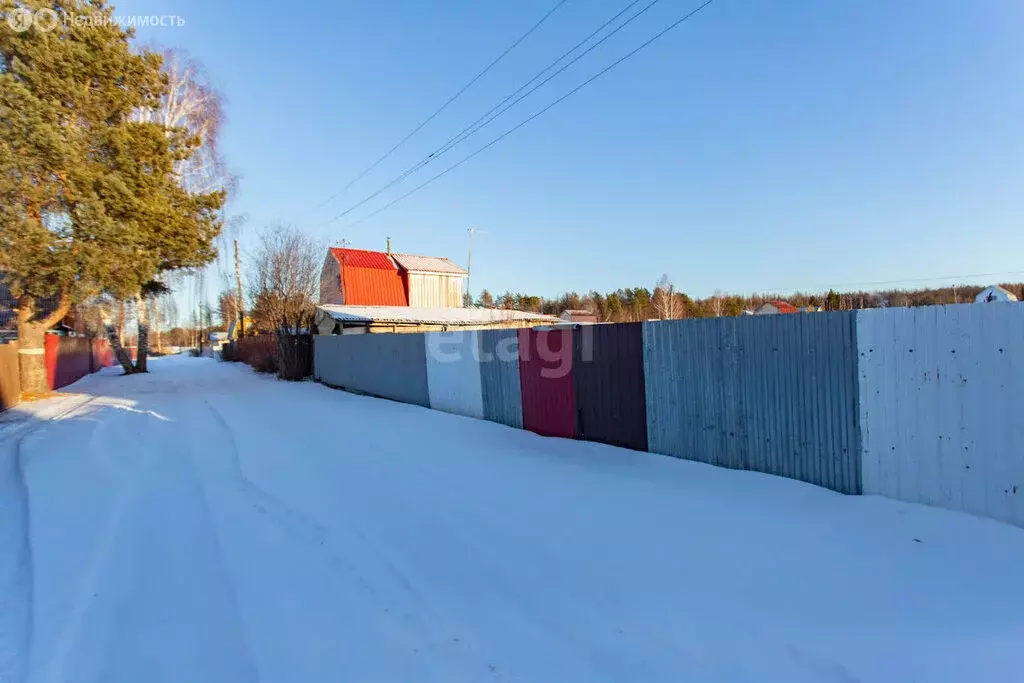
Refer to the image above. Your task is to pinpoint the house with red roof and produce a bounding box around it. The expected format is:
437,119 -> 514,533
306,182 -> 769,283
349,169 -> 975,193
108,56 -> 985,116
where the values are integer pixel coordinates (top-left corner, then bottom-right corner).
754,300 -> 800,315
319,244 -> 468,309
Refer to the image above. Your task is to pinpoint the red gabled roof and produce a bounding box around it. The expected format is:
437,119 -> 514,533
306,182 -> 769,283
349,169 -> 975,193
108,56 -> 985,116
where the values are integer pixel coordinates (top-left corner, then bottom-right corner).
770,300 -> 799,314
330,248 -> 394,270
330,248 -> 408,306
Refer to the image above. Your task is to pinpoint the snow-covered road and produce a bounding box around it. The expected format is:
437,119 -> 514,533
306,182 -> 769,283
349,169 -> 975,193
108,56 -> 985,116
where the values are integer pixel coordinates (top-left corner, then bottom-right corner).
1,355 -> 1023,682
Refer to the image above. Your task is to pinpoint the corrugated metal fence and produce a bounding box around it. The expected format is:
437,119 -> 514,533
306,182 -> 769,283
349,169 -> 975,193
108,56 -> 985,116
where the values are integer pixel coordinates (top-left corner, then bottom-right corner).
46,335 -> 93,391
315,333 -> 429,407
308,305 -> 1024,527
425,331 -> 484,419
643,313 -> 861,494
0,342 -> 20,411
574,323 -> 648,452
518,328 -> 576,439
2,336 -> 115,410
858,304 -> 1024,527
478,329 -> 523,429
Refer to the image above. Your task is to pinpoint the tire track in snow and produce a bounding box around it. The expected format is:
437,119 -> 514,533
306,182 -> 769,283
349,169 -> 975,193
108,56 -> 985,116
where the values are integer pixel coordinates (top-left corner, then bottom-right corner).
201,400 -> 392,604
202,400 -> 445,625
0,436 -> 33,683
0,395 -> 100,683
203,400 -> 331,546
175,438 -> 261,683
35,402 -> 155,683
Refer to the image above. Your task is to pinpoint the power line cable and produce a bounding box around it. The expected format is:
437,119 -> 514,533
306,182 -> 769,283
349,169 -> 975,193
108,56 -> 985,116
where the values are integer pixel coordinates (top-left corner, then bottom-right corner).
815,270 -> 1024,291
346,0 -> 717,228
322,0 -> 651,226
313,0 -> 570,212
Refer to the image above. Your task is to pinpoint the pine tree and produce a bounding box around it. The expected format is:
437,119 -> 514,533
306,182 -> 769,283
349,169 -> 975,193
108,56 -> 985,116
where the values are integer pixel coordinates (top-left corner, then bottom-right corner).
0,1 -> 224,389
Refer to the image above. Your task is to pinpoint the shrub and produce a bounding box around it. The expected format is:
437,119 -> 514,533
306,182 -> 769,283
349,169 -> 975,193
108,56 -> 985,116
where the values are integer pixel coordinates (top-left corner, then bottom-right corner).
253,353 -> 278,374
276,333 -> 312,380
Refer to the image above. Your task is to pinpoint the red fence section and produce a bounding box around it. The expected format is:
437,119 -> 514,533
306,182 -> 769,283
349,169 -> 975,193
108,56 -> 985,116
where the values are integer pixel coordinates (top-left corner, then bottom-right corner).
235,336 -> 278,372
518,328 -> 576,439
92,339 -> 114,370
45,335 -> 93,390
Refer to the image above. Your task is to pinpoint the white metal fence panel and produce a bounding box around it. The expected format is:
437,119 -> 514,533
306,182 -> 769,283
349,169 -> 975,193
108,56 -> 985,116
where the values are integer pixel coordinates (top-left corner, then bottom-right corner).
858,304 -> 1024,526
425,331 -> 484,419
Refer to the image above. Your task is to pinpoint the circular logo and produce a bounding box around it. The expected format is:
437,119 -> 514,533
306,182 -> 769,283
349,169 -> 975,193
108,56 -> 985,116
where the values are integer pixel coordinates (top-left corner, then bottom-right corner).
6,7 -> 34,32
33,7 -> 59,32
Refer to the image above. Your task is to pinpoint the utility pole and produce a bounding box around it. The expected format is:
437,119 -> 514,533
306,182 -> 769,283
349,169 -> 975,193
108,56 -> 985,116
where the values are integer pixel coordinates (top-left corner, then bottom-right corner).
234,239 -> 244,338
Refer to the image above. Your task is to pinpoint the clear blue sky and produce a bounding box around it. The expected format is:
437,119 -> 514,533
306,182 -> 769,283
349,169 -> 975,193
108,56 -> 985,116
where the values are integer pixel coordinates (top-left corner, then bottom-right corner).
117,0 -> 1023,299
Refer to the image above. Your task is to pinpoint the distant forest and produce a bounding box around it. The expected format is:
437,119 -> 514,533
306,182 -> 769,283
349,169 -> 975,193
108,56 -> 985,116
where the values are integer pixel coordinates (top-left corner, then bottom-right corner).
472,278 -> 1024,323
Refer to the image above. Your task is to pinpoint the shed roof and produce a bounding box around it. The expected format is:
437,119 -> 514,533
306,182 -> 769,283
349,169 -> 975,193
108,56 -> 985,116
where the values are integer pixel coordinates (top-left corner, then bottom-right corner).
318,305 -> 556,326
770,301 -> 800,314
329,248 -> 408,306
975,285 -> 1019,303
559,310 -> 599,323
390,253 -> 468,275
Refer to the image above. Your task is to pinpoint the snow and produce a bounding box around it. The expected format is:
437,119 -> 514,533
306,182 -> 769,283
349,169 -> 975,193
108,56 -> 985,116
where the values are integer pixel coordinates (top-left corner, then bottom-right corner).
316,304 -> 558,325
2,356 -> 1023,683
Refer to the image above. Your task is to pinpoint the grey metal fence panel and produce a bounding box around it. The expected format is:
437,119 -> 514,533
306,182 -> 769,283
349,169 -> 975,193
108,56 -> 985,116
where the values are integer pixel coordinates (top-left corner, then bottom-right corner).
314,333 -> 430,407
643,313 -> 861,494
858,304 -> 1024,527
425,331 -> 484,419
477,329 -> 523,429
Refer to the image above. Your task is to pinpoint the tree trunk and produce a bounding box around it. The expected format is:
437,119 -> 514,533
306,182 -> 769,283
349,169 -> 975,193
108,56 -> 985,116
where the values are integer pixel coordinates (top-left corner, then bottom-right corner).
16,316 -> 48,396
152,296 -> 162,353
16,295 -> 71,396
134,294 -> 149,373
100,309 -> 136,374
117,300 -> 125,344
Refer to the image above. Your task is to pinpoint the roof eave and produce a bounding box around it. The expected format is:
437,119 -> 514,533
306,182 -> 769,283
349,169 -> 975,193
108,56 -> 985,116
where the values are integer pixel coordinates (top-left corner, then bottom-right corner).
401,269 -> 468,276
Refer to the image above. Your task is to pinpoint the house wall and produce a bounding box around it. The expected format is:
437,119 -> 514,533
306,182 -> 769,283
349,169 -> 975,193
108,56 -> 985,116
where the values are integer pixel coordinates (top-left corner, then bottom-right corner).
857,304 -> 1024,527
319,253 -> 343,305
364,320 -> 545,334
425,331 -> 484,419
404,272 -> 465,308
478,329 -> 523,429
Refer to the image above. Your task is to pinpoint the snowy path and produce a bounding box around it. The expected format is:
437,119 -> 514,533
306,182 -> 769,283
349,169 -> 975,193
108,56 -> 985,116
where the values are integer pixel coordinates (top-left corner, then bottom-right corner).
1,355 -> 1023,682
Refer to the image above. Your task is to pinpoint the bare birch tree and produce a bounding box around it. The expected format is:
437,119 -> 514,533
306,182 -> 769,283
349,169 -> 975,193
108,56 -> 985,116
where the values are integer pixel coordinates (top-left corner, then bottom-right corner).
131,48 -> 234,369
652,274 -> 678,320
247,225 -> 323,334
710,290 -> 725,318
